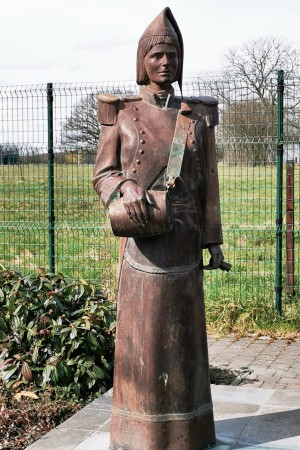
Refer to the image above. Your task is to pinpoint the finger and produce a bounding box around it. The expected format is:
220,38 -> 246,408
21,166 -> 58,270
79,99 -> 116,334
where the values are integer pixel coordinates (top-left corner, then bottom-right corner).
132,198 -> 148,226
139,197 -> 150,224
124,202 -> 139,225
203,257 -> 214,270
212,254 -> 224,269
126,199 -> 146,226
205,254 -> 223,270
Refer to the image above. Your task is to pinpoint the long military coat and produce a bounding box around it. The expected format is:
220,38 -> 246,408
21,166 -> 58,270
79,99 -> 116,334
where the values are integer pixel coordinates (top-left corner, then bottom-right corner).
93,85 -> 223,450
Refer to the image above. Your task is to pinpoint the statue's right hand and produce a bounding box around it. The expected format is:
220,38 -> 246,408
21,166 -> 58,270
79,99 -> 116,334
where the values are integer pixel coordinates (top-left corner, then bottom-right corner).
120,181 -> 151,227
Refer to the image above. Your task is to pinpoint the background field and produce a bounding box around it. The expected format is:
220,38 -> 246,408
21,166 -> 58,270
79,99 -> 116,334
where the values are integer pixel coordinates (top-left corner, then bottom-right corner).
1,161 -> 299,333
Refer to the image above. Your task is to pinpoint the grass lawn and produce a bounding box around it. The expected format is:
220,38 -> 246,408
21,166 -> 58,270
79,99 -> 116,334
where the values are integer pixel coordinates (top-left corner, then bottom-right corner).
0,162 -> 299,334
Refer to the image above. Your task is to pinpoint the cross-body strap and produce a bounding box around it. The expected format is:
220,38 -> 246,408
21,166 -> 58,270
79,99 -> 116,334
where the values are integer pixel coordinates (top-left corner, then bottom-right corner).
166,110 -> 191,189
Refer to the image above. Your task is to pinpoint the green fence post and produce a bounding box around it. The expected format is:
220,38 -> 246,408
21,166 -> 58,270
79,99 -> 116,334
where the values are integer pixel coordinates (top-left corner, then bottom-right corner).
47,83 -> 55,273
275,70 -> 284,315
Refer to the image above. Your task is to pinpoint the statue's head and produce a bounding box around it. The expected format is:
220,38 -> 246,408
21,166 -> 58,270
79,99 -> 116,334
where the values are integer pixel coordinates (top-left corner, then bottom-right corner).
136,7 -> 184,91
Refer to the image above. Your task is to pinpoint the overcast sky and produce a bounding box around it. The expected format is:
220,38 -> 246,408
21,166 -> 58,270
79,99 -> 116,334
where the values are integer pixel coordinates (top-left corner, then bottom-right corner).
1,0 -> 300,86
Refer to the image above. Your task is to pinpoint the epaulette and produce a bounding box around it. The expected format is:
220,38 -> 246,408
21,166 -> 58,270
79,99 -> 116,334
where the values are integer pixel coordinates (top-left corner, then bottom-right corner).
189,96 -> 218,107
98,93 -> 142,125
182,95 -> 219,127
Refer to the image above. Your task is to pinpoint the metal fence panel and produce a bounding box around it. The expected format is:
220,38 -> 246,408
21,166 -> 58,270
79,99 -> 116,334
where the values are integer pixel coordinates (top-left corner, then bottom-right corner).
0,75 -> 299,312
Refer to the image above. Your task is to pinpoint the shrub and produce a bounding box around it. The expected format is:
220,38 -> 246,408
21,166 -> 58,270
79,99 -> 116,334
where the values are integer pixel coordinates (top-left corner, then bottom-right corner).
0,265 -> 116,399
0,382 -> 82,450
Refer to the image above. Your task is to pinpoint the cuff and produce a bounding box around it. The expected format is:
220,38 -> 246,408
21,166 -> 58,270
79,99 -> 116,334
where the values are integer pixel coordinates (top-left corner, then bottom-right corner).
202,227 -> 223,248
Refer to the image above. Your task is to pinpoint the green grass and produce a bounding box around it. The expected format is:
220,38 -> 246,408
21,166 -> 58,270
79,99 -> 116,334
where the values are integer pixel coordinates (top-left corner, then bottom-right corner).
0,163 -> 119,298
205,163 -> 300,333
0,162 -> 300,333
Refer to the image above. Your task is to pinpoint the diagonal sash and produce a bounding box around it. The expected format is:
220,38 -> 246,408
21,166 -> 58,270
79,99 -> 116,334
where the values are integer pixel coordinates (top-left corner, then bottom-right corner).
166,110 -> 191,189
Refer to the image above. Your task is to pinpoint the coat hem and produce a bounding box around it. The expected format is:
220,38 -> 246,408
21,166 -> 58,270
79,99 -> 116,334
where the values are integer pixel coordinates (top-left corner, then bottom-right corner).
111,402 -> 213,423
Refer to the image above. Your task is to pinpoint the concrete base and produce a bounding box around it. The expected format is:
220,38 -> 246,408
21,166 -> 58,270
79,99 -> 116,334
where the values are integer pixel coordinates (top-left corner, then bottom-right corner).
25,385 -> 300,450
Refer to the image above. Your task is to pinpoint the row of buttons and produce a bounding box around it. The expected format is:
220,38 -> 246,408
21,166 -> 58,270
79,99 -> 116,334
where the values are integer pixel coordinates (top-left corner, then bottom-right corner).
189,123 -> 198,153
132,118 -> 146,173
131,111 -> 198,174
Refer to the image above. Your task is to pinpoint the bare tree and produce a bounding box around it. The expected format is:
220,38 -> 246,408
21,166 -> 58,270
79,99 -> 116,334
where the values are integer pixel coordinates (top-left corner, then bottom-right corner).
60,87 -> 136,157
61,94 -> 99,150
218,99 -> 277,165
209,36 -> 300,165
223,36 -> 300,104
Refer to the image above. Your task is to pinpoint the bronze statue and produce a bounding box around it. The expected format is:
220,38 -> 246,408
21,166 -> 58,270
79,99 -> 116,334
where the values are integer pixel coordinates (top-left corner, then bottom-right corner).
93,7 -> 227,450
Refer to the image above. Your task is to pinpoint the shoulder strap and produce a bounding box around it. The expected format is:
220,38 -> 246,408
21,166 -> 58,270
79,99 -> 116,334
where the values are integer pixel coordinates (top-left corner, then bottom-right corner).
166,109 -> 191,189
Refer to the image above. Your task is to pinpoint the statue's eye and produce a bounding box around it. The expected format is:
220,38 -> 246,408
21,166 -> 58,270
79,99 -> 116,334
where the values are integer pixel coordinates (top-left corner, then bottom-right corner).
152,52 -> 163,59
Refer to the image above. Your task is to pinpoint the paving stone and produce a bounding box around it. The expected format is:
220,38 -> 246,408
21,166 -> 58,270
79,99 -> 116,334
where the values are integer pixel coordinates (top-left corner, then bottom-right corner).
250,370 -> 276,379
273,358 -> 295,364
241,350 -> 264,356
213,437 -> 236,450
99,419 -> 111,432
228,342 -> 251,350
279,369 -> 297,379
269,364 -> 289,370
290,362 -> 300,369
86,390 -> 113,410
57,408 -> 111,431
25,428 -> 93,450
73,431 -> 110,449
250,361 -> 272,368
229,359 -> 253,368
278,378 -> 300,387
268,369 -> 289,377
255,358 -> 276,365
267,388 -> 300,407
260,368 -> 277,377
262,347 -> 283,353
239,405 -> 300,447
216,417 -> 252,442
211,385 -> 274,405
240,380 -> 264,388
214,402 -> 259,416
260,382 -> 288,390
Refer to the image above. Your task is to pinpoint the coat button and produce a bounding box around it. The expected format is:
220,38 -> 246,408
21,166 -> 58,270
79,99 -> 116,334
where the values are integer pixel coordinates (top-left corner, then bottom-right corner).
136,160 -> 141,165
140,139 -> 145,144
139,149 -> 145,155
140,130 -> 145,134
132,168 -> 137,173
133,118 -> 138,122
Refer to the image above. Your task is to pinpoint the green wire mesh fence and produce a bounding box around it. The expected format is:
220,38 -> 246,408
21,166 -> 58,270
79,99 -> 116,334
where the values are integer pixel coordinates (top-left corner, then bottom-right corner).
0,74 -> 299,315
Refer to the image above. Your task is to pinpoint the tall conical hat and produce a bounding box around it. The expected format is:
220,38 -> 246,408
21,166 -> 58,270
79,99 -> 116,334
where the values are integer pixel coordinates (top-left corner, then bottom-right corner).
136,7 -> 184,91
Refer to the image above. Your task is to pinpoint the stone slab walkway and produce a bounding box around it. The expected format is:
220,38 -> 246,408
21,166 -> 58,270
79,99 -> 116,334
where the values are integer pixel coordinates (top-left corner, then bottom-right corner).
25,335 -> 300,450
25,385 -> 300,450
208,334 -> 300,391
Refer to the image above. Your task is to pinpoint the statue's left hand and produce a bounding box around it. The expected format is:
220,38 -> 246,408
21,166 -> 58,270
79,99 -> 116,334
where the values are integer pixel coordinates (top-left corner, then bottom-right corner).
204,244 -> 224,270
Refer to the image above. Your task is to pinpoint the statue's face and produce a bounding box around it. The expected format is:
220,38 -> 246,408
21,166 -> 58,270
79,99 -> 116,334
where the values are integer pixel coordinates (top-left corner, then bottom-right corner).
144,43 -> 178,90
